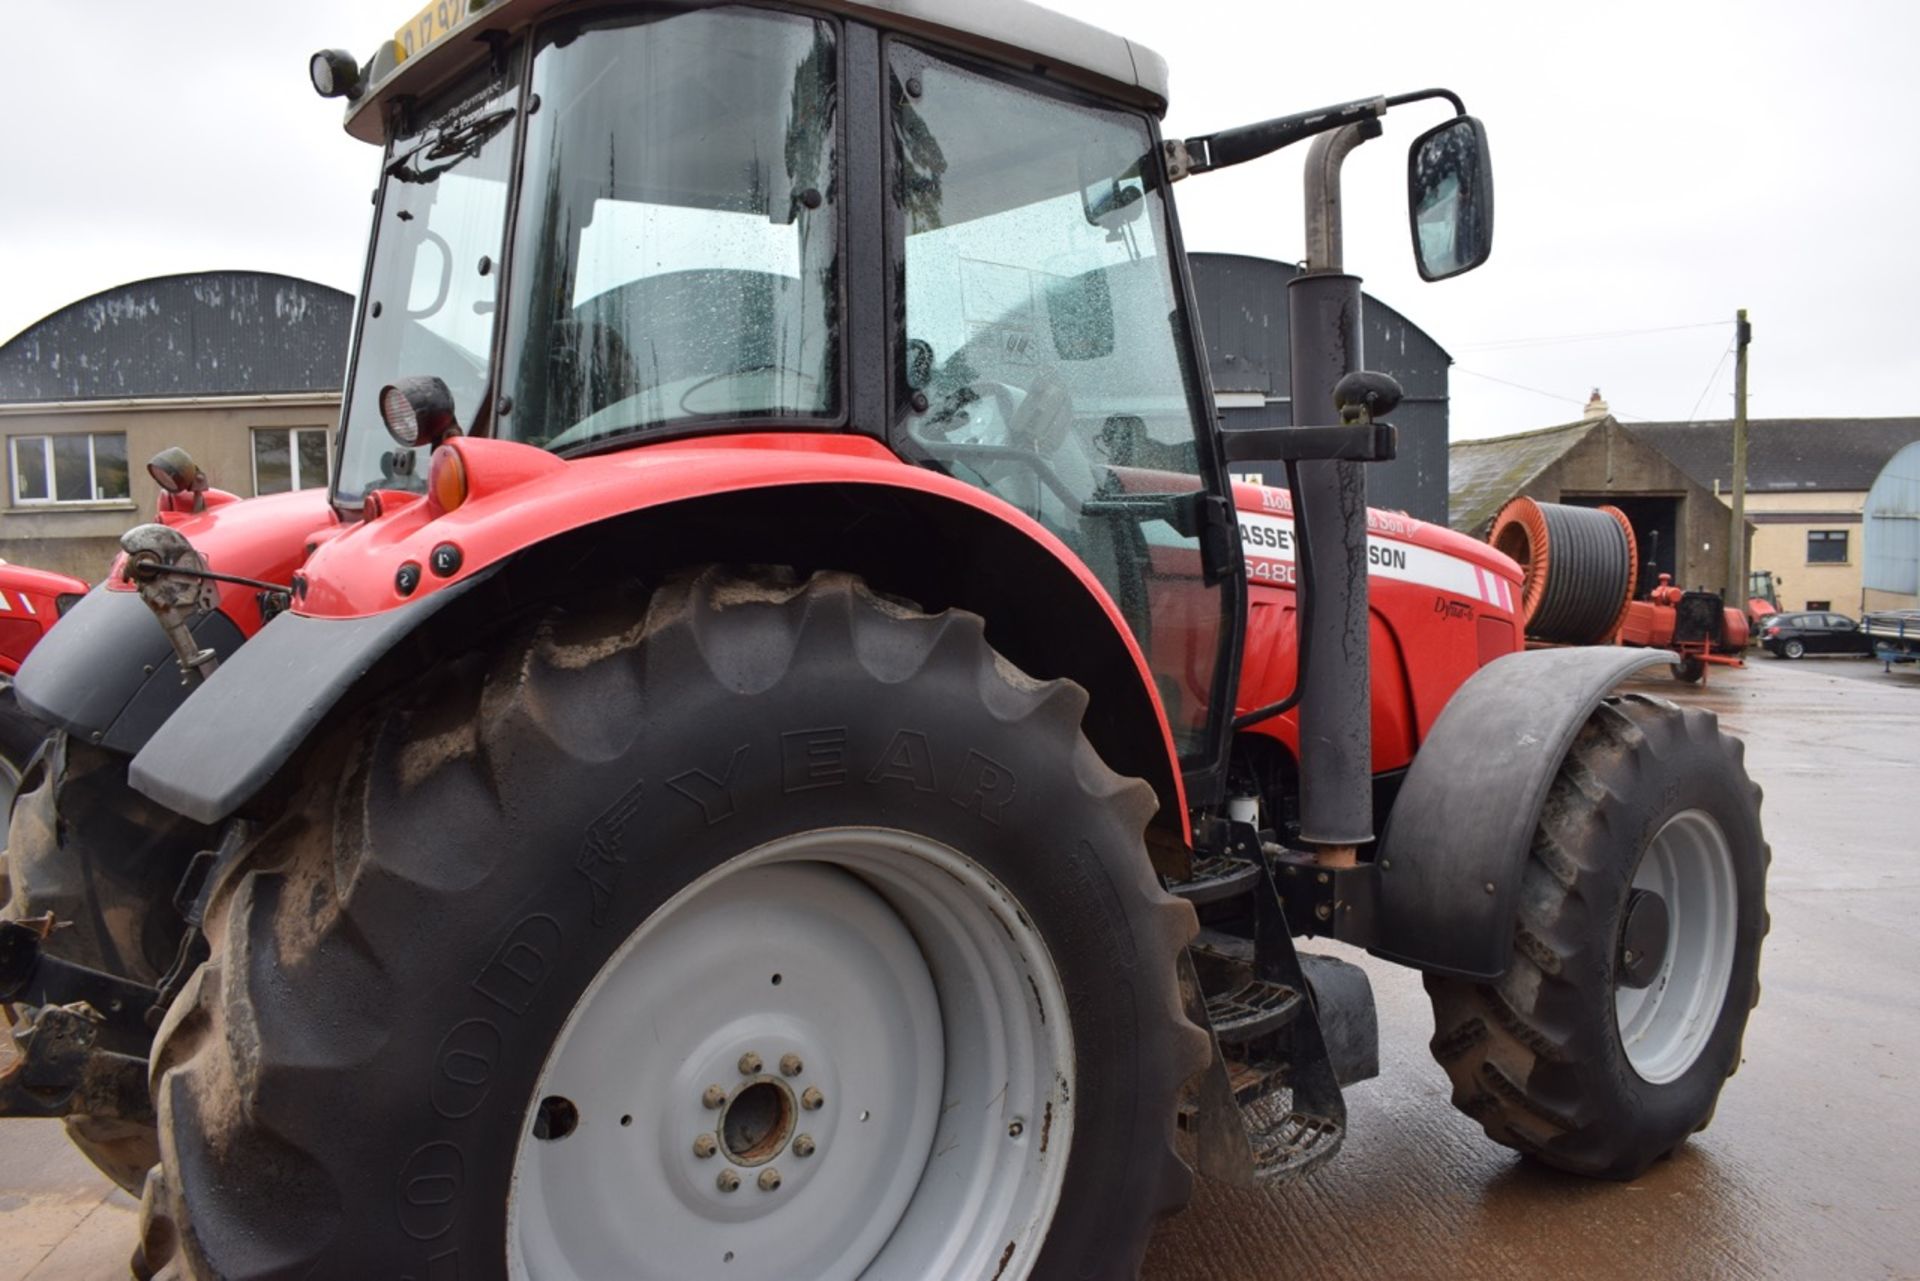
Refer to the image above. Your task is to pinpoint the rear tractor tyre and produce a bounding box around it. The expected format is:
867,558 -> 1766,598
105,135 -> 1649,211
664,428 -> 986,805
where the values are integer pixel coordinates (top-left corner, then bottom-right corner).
136,569 -> 1205,1280
2,733 -> 212,1195
1425,694 -> 1768,1179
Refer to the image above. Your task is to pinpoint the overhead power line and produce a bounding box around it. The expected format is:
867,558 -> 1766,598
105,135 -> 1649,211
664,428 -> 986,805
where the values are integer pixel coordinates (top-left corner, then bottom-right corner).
1684,340 -> 1738,424
1453,367 -> 1647,421
1456,319 -> 1732,353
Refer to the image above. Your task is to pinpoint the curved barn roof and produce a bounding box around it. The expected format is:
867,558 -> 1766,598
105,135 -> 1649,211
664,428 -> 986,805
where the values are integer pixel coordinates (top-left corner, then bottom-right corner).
0,271 -> 353,404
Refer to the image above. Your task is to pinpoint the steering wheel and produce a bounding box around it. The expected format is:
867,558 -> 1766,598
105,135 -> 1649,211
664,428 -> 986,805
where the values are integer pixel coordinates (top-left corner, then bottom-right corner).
947,380 -> 1022,445
1006,371 -> 1075,455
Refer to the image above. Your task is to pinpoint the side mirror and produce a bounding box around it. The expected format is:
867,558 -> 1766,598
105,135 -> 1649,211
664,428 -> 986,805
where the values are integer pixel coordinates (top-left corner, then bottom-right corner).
1082,176 -> 1145,232
1407,116 -> 1494,281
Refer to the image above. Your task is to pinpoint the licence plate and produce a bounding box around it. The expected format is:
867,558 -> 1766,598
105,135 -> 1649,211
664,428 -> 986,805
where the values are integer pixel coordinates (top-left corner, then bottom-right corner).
394,0 -> 464,63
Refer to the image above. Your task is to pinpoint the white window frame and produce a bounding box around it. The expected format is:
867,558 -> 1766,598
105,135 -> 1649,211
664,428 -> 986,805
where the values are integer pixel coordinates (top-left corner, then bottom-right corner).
9,433 -> 130,506
250,426 -> 334,496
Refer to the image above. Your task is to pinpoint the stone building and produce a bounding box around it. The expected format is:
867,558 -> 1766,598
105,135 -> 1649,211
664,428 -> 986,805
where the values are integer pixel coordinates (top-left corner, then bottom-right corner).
1452,396 -> 1920,609
1449,402 -> 1740,595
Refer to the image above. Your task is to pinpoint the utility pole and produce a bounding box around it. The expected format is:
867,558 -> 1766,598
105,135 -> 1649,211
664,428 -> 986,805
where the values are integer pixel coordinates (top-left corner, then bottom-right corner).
1727,309 -> 1751,599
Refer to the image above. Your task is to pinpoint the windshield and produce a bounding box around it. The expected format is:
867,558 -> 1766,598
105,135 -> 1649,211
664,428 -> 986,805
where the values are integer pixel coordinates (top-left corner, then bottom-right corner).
336,56 -> 520,504
496,7 -> 840,452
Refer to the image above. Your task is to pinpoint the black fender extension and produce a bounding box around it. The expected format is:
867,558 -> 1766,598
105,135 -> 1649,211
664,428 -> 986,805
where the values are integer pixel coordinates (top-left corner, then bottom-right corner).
1371,646 -> 1669,981
126,568 -> 496,825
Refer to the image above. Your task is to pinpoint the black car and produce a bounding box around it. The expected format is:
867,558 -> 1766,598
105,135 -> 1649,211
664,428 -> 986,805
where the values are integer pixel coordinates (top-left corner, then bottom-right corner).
1758,610 -> 1874,658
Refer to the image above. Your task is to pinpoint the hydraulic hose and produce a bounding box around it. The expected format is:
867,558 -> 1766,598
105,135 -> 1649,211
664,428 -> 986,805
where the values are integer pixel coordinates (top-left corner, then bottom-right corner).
1491,498 -> 1637,645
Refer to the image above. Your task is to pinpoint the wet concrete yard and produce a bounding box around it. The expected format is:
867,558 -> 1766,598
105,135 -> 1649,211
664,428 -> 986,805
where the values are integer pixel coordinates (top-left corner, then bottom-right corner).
1148,656 -> 1920,1280
2,656 -> 1916,1278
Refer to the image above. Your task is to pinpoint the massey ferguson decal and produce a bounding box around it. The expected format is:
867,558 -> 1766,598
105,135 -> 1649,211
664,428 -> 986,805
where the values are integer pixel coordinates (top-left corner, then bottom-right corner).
1237,509 -> 1515,613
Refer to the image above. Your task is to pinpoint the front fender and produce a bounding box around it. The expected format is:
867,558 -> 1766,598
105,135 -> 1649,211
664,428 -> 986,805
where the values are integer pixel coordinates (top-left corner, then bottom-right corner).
1371,646 -> 1669,980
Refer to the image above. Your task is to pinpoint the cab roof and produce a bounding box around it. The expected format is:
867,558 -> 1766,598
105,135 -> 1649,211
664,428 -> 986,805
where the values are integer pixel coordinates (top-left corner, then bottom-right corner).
344,0 -> 1171,143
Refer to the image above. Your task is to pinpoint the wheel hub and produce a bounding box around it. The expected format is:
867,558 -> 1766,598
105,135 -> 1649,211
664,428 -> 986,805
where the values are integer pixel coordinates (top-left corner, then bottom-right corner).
1613,809 -> 1739,1084
720,1076 -> 796,1166
681,1040 -> 832,1211
1616,888 -> 1670,989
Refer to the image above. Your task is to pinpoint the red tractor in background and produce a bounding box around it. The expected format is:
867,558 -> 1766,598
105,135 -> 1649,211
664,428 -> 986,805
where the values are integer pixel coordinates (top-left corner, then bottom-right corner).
0,562 -> 88,824
0,4 -> 1768,1278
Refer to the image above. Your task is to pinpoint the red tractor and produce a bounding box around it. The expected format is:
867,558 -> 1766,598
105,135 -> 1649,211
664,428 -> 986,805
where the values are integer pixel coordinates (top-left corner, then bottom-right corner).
0,562 -> 88,820
1,4 -> 1767,1278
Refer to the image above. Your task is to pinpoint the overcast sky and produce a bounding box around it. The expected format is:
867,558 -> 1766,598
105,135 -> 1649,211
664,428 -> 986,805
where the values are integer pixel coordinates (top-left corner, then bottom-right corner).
2,0 -> 1915,439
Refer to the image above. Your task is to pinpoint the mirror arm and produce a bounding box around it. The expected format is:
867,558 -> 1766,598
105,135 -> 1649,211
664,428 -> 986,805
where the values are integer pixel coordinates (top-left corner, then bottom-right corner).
1173,95 -> 1385,178
1383,87 -> 1467,115
1172,89 -> 1472,183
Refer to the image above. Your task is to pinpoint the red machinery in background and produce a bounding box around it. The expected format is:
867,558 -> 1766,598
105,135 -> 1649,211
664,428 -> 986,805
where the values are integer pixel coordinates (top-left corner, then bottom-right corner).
0,562 -> 90,811
1489,497 -> 1746,683
0,564 -> 88,678
1617,573 -> 1749,683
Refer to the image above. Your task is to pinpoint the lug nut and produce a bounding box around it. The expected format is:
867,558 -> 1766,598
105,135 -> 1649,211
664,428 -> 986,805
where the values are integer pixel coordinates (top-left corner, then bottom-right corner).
738,1052 -> 763,1076
758,1168 -> 782,1192
780,1053 -> 804,1077
716,1169 -> 740,1193
793,1134 -> 816,1158
693,1134 -> 718,1159
801,1087 -> 824,1111
702,1085 -> 727,1109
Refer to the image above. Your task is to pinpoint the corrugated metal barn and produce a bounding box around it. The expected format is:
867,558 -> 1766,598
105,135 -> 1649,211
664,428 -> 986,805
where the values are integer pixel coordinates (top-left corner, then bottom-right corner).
1188,253 -> 1451,525
1864,440 -> 1920,610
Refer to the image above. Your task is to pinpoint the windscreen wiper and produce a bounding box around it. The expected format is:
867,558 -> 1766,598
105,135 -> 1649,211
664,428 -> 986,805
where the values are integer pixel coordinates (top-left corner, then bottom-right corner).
386,107 -> 516,184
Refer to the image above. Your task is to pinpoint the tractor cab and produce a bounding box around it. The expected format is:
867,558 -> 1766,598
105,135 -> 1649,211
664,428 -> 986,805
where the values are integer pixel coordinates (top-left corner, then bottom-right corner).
320,0 -> 1493,788
329,2 -> 1249,773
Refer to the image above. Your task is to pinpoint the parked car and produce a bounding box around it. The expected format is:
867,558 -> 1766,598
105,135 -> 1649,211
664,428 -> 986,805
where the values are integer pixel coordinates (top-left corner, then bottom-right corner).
1758,610 -> 1874,658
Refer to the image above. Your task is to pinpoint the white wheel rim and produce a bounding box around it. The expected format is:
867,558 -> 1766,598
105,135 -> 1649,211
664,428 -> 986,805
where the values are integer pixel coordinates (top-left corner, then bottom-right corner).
507,828 -> 1074,1281
1614,809 -> 1738,1084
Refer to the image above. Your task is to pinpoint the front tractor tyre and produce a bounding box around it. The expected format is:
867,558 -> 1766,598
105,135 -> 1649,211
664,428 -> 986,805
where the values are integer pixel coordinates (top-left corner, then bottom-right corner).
1426,694 -> 1768,1179
2,733 -> 212,1194
136,569 -> 1205,1280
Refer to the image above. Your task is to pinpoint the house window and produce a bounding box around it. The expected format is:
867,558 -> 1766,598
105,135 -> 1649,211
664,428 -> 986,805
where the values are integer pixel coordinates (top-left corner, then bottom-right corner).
1806,530 -> 1848,564
252,427 -> 332,495
1806,599 -> 1831,611
10,433 -> 130,505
